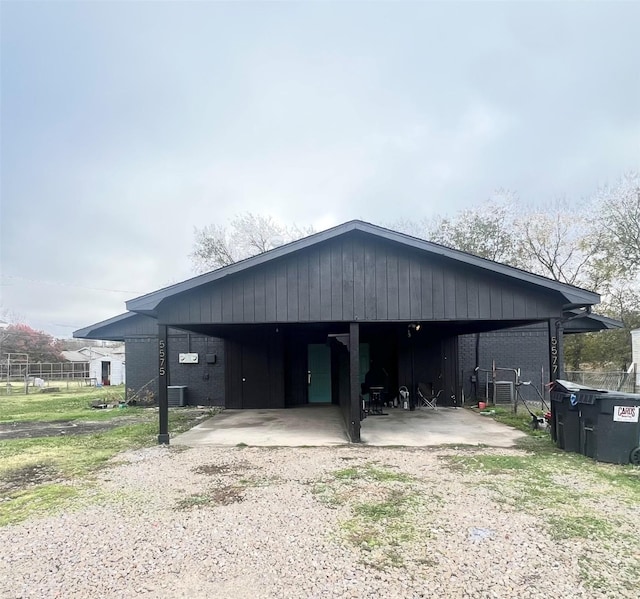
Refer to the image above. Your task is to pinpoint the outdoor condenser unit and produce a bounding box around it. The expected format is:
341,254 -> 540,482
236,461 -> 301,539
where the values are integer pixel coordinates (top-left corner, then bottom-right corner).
494,381 -> 514,405
167,385 -> 187,407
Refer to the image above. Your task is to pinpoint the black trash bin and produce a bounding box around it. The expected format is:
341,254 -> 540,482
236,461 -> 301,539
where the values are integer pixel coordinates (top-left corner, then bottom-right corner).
551,386 -> 582,454
578,390 -> 640,465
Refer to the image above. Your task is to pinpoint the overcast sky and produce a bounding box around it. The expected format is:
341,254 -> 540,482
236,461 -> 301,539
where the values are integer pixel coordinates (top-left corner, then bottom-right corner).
1,1 -> 639,338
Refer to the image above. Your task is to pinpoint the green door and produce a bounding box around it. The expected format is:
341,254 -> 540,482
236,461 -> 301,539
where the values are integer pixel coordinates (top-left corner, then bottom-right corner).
308,344 -> 332,403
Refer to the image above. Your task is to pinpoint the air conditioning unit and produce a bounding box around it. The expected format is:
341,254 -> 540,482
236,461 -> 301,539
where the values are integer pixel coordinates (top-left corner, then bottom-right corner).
167,385 -> 187,407
493,381 -> 514,405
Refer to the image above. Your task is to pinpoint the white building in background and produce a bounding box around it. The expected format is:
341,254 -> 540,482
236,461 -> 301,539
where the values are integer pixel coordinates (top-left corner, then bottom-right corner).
62,344 -> 126,386
89,346 -> 125,386
632,329 -> 640,387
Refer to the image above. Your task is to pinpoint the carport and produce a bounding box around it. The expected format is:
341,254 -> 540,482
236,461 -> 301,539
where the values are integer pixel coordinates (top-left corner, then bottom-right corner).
76,220 -> 602,445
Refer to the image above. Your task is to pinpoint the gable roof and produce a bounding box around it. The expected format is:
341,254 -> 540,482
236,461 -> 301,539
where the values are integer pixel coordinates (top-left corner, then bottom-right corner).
126,220 -> 599,315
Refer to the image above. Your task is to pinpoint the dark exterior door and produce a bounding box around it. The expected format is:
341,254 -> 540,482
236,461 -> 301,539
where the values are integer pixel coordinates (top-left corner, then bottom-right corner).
225,330 -> 284,409
241,337 -> 270,408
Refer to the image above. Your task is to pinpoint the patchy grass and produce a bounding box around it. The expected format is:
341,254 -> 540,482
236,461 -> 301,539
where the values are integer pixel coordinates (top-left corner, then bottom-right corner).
311,463 -> 428,570
439,441 -> 640,592
176,485 -> 244,509
548,514 -> 616,541
0,483 -> 80,527
486,405 -> 549,437
192,461 -> 251,476
0,399 -> 205,526
340,487 -> 421,567
332,464 -> 415,483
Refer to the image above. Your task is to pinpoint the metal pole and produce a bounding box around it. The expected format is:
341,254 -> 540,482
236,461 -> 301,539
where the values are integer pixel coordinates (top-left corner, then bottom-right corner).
349,322 -> 361,443
158,325 -> 170,444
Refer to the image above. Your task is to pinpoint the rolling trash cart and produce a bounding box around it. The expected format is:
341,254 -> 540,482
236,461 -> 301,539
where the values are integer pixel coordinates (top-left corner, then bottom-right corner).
551,380 -> 640,465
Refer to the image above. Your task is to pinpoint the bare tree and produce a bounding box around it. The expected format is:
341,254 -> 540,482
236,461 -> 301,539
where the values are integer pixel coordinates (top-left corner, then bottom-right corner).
514,204 -> 605,289
596,172 -> 640,277
427,195 -> 521,264
190,213 -> 314,273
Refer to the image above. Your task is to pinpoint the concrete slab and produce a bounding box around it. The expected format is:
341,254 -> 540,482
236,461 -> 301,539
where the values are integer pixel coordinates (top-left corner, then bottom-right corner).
172,406 -> 349,447
173,405 -> 526,448
360,407 -> 526,447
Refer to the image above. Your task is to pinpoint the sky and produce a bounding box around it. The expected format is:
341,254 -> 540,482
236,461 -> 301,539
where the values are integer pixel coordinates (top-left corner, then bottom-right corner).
1,1 -> 639,338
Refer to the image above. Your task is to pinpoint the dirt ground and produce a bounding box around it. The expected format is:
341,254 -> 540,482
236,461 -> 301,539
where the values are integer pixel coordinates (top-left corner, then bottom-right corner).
0,415 -> 149,440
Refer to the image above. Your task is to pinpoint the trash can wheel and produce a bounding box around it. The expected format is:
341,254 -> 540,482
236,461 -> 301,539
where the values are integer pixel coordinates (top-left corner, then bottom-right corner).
630,447 -> 640,466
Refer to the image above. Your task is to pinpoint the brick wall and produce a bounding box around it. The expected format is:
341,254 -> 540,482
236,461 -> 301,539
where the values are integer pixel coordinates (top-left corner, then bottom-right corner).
125,333 -> 225,406
125,336 -> 159,402
458,324 -> 550,403
166,333 -> 225,406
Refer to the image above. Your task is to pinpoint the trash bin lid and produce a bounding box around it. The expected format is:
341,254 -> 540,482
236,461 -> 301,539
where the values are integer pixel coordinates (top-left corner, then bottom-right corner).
551,379 -> 608,393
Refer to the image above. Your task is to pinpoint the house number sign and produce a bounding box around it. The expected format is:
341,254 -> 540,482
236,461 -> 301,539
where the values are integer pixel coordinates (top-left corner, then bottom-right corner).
159,339 -> 166,376
550,335 -> 558,376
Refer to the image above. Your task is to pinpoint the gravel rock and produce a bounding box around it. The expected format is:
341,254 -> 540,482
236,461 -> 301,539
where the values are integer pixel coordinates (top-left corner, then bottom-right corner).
0,446 -> 637,598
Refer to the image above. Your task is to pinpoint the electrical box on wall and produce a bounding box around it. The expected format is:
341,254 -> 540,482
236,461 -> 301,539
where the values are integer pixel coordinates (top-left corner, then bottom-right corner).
205,354 -> 217,364
179,353 -> 199,364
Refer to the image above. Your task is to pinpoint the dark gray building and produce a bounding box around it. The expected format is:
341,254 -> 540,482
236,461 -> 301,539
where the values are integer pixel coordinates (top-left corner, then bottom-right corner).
75,220 -> 611,442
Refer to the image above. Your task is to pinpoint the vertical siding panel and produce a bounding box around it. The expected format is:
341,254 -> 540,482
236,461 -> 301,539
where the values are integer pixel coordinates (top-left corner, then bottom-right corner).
467,274 -> 479,319
276,262 -> 288,321
200,287 -> 211,322
353,238 -> 366,320
478,281 -> 491,319
331,243 -> 343,320
455,273 -> 468,318
364,242 -> 377,320
232,278 -> 244,322
432,265 -> 445,318
513,289 -> 526,319
222,281 -> 233,322
189,293 -> 201,324
375,246 -> 388,319
309,250 -> 321,320
265,265 -> 277,321
502,288 -> 515,319
409,257 -> 421,320
298,254 -> 310,321
525,291 -> 538,319
420,262 -> 433,319
320,247 -> 332,320
254,270 -> 266,322
387,249 -> 399,319
287,259 -> 299,321
342,238 -> 354,320
490,285 -> 502,319
243,276 -> 255,322
212,287 -> 222,322
397,254 -> 410,319
443,270 -> 456,319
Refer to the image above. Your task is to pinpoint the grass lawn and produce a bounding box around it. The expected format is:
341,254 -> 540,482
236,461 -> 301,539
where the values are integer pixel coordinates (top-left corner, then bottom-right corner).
0,387 -> 207,526
0,385 -> 134,422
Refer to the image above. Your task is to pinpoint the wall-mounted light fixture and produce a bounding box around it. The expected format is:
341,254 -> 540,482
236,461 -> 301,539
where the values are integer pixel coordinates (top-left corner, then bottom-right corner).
407,323 -> 422,338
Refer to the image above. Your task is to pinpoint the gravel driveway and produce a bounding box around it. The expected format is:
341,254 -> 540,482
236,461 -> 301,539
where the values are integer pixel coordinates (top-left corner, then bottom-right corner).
1,445 -> 637,598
